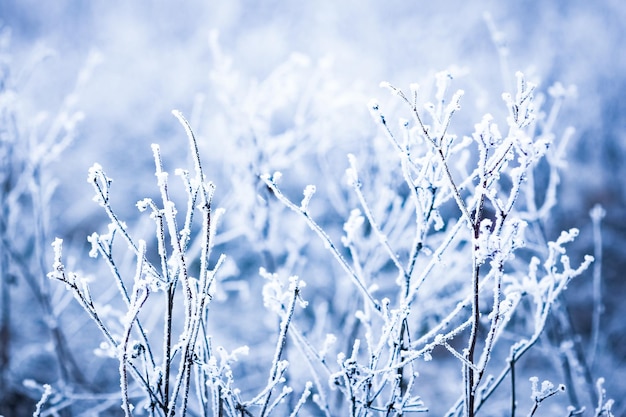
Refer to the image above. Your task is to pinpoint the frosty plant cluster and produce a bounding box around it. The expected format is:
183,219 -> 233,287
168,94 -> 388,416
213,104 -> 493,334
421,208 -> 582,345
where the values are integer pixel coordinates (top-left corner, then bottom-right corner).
44,70 -> 612,417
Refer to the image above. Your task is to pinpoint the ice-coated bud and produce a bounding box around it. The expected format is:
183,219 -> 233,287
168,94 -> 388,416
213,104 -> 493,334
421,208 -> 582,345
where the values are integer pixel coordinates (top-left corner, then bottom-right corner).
87,163 -> 103,183
271,171 -> 282,183
136,198 -> 152,212
346,153 -> 360,187
300,184 -> 316,212
87,233 -> 100,258
342,209 -> 364,246
589,204 -> 606,222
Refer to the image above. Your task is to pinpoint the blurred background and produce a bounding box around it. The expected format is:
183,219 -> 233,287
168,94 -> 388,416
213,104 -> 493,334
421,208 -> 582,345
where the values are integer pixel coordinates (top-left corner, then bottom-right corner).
0,0 -> 624,415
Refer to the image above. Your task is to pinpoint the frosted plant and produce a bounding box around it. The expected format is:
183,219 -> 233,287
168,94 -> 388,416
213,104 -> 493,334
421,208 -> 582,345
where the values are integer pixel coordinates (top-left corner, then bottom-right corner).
262,70 -> 598,416
49,111 -> 227,416
45,67 -> 608,416
527,376 -> 566,416
48,111 -> 315,416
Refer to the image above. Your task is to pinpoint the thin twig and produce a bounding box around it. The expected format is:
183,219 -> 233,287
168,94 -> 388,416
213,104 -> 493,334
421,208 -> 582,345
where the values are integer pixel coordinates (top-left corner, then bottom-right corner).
260,282 -> 300,417
262,175 -> 382,314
